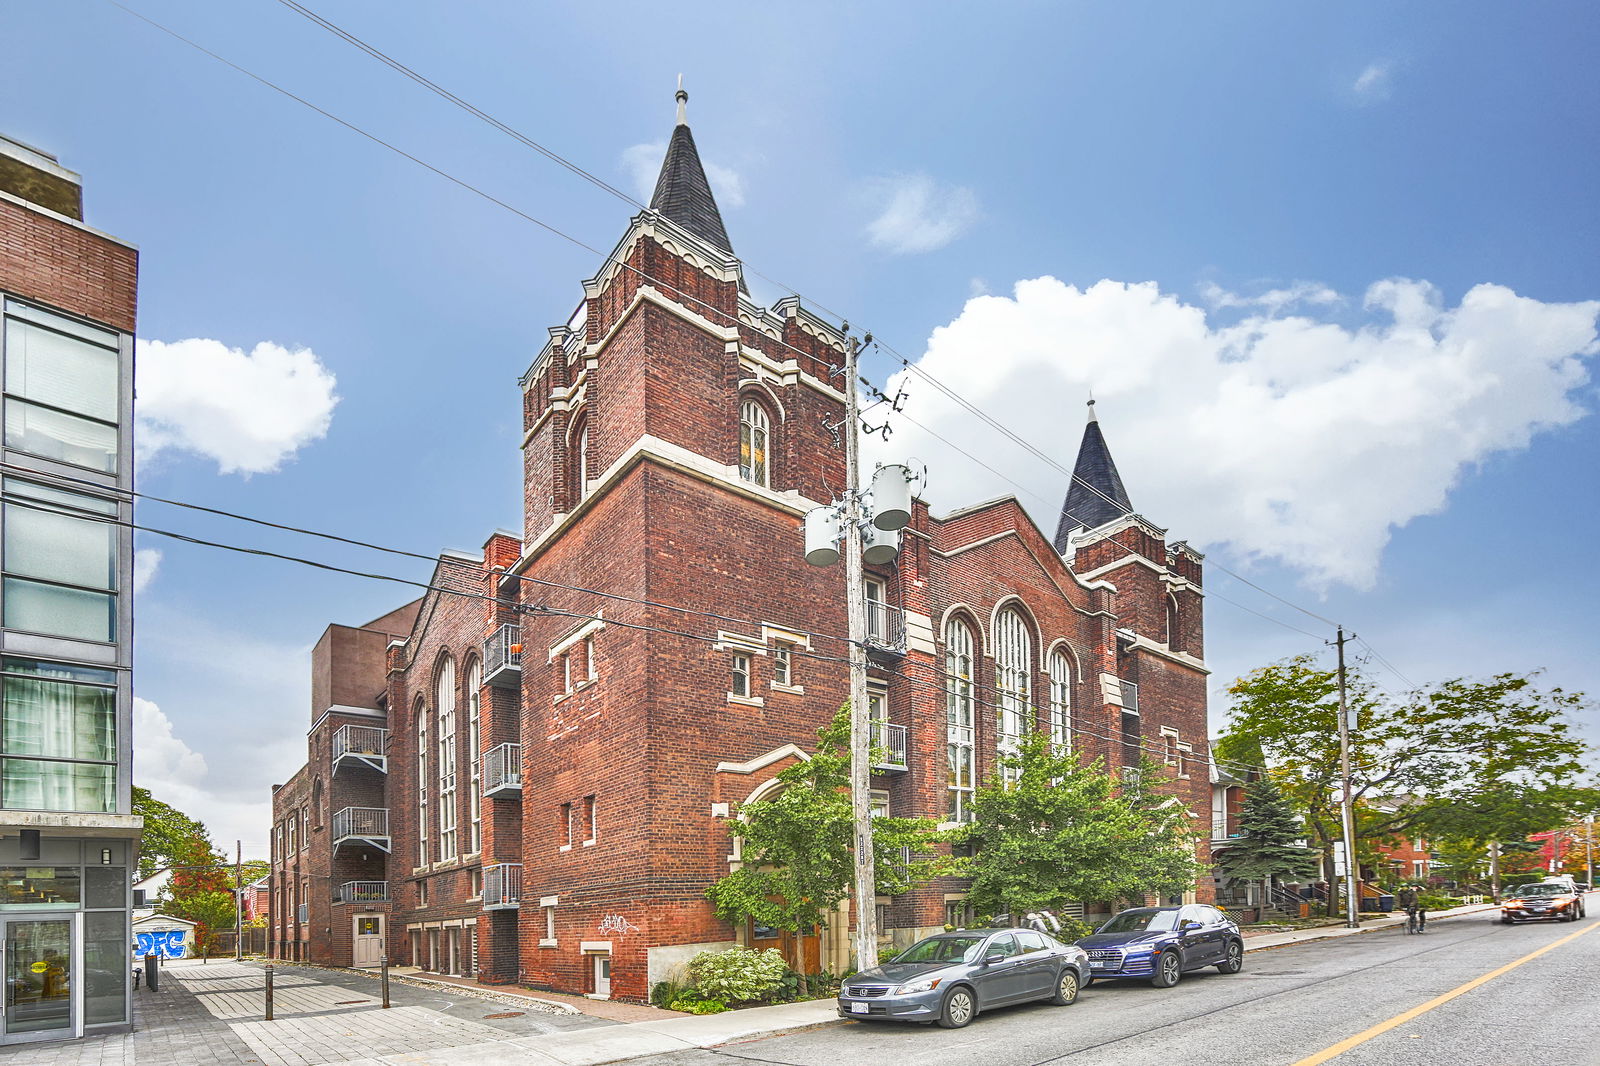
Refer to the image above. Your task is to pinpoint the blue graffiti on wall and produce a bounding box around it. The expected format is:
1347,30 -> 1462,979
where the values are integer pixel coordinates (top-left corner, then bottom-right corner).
134,929 -> 188,959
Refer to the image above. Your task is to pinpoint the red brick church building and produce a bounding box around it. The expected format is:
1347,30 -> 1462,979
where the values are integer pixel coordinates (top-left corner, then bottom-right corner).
269,89 -> 1211,1001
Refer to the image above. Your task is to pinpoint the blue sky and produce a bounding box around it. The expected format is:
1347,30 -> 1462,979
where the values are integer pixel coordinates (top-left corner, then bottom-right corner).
6,1 -> 1597,851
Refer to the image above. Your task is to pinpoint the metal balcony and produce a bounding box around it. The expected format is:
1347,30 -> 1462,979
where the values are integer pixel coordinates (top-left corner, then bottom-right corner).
484,624 -> 522,689
483,742 -> 522,798
864,601 -> 907,655
331,807 -> 391,853
483,863 -> 522,910
336,881 -> 389,905
332,724 -> 388,775
870,721 -> 908,772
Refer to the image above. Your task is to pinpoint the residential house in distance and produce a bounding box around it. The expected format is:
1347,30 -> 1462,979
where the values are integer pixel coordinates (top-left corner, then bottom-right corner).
0,134 -> 141,1043
270,89 -> 1213,1002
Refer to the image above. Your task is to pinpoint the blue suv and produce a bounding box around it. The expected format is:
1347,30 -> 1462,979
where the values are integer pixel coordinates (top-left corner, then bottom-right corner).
1076,904 -> 1245,987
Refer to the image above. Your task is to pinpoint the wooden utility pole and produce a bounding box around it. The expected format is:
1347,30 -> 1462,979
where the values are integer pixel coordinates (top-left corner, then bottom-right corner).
842,332 -> 878,970
1334,628 -> 1360,928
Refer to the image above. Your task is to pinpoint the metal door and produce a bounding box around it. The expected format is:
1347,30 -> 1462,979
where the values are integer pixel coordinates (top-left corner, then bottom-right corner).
351,915 -> 384,968
3,918 -> 74,1041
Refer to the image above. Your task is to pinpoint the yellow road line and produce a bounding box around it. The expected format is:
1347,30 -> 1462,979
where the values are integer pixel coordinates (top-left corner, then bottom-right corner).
1291,918 -> 1600,1066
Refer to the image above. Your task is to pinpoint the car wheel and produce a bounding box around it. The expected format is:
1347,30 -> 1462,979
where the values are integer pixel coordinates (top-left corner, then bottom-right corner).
1501,916 -> 1514,925
1215,940 -> 1244,974
1052,969 -> 1080,1005
1150,950 -> 1182,989
938,986 -> 976,1029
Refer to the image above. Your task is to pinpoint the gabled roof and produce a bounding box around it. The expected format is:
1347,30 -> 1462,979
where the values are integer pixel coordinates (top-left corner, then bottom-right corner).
1053,400 -> 1134,552
649,84 -> 742,288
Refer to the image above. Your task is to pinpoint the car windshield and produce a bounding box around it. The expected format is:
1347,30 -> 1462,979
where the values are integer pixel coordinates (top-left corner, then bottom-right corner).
891,936 -> 986,965
1097,909 -> 1179,934
1520,884 -> 1565,897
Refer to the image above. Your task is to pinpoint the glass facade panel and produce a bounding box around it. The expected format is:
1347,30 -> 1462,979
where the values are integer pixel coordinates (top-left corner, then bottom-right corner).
3,918 -> 72,1034
4,403 -> 117,473
83,867 -> 125,910
1,760 -> 115,813
7,495 -> 119,588
83,911 -> 126,1025
2,578 -> 114,643
2,673 -> 114,761
0,868 -> 81,908
4,318 -> 118,422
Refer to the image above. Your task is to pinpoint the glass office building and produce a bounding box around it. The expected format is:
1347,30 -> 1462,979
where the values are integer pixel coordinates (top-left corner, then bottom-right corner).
0,134 -> 140,1043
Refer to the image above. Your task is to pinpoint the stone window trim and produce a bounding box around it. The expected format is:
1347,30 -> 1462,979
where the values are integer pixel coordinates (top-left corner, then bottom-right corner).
729,653 -> 762,706
540,896 -> 558,947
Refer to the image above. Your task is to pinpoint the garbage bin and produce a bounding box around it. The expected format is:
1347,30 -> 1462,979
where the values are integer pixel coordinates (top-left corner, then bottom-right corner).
1374,894 -> 1395,913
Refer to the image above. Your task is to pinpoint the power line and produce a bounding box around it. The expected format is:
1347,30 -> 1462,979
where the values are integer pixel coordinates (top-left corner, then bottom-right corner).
112,0 -> 1370,657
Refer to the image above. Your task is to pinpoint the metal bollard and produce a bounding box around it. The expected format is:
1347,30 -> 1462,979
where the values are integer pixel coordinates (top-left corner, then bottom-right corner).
264,964 -> 274,1021
381,955 -> 390,1009
145,952 -> 160,992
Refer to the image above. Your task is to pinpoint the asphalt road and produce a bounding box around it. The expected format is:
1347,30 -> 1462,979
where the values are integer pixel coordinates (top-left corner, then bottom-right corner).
657,904 -> 1600,1066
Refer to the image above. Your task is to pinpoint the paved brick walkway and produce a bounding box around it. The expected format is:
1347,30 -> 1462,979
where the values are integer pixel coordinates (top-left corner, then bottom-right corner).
0,959 -> 610,1066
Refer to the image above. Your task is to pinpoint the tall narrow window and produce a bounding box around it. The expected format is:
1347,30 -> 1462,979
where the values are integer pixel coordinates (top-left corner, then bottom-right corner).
575,422 -> 589,494
1048,649 -> 1072,751
3,480 -> 118,643
436,657 -> 458,861
772,645 -> 791,688
583,794 -> 596,843
739,399 -> 770,486
560,802 -> 573,848
1165,594 -> 1181,653
995,608 -> 1032,782
466,657 -> 482,855
3,300 -> 121,473
944,618 -> 976,822
416,698 -> 429,866
864,578 -> 888,643
731,653 -> 751,698
0,657 -> 116,813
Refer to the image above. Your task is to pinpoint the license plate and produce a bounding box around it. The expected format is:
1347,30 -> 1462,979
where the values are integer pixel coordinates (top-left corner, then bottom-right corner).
850,1002 -> 869,1014
1091,961 -> 1108,969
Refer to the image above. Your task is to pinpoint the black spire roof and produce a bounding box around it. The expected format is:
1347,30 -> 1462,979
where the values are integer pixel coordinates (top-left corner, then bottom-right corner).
1053,400 -> 1134,552
649,83 -> 736,258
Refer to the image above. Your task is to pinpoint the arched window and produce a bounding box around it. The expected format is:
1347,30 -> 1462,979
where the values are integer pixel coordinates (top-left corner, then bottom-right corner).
995,607 -> 1032,782
465,657 -> 482,855
1048,649 -> 1073,751
739,399 -> 770,486
1165,594 -> 1181,653
415,697 -> 429,866
436,656 -> 457,861
944,617 -> 976,822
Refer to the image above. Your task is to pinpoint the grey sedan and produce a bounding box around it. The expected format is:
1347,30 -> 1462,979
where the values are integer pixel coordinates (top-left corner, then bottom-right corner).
837,927 -> 1090,1029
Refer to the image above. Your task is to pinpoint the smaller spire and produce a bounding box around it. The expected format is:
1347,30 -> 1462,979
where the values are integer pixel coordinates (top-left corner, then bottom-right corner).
675,74 -> 688,126
1086,394 -> 1097,423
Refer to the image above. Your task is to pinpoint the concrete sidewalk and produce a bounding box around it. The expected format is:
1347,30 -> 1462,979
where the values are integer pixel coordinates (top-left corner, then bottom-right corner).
1241,900 -> 1500,951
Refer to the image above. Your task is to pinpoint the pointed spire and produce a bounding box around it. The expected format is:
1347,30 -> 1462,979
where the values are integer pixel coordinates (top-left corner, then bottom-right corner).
1053,398 -> 1134,553
649,78 -> 736,260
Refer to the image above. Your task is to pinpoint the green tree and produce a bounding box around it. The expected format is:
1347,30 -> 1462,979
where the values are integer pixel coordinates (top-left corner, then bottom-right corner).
132,786 -> 207,879
1220,656 -> 1598,910
957,732 -> 1202,920
1215,775 -> 1318,906
705,706 -> 949,972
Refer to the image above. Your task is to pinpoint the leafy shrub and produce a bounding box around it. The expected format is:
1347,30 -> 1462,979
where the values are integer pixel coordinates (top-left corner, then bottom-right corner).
1055,917 -> 1095,943
1418,892 -> 1462,910
687,947 -> 788,1003
651,978 -> 687,1007
668,994 -> 729,1014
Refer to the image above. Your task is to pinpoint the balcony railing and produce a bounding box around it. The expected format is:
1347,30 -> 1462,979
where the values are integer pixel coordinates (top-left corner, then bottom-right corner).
483,742 -> 522,798
336,881 -> 389,905
869,721 -> 908,771
331,806 -> 391,853
864,601 -> 907,654
485,624 -> 522,689
332,724 -> 388,775
483,863 -> 522,910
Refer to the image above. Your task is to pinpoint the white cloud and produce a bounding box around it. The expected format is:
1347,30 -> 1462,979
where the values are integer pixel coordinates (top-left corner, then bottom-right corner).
869,276 -> 1599,589
1353,62 -> 1392,102
136,339 -> 339,476
132,549 -> 161,595
864,174 -> 980,255
133,697 -> 208,790
621,141 -> 746,209
1200,280 -> 1341,315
